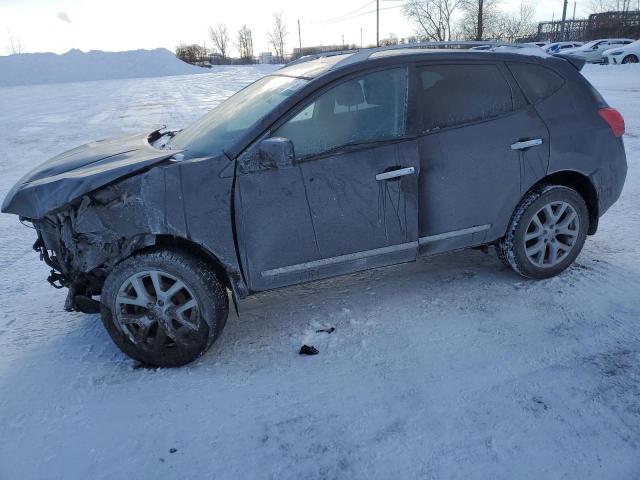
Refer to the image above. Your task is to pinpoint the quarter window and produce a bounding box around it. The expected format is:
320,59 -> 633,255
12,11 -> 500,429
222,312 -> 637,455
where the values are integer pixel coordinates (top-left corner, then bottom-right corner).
412,64 -> 515,134
508,62 -> 565,104
274,68 -> 407,158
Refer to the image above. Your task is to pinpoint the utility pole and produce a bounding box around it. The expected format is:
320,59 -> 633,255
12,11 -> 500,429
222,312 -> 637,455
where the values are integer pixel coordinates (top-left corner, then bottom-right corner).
477,0 -> 484,41
297,19 -> 302,52
572,1 -> 576,20
560,0 -> 568,41
360,28 -> 363,48
376,0 -> 380,47
341,33 -> 345,47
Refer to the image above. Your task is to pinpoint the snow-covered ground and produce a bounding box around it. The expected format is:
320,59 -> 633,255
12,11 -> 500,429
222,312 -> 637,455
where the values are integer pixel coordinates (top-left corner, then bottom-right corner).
0,64 -> 639,479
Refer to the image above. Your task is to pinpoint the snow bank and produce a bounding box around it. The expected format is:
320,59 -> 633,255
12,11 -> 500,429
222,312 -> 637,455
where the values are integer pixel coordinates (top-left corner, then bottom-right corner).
0,48 -> 206,87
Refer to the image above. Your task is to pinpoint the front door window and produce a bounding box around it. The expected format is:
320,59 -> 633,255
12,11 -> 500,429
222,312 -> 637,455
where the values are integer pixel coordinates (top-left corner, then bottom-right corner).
274,67 -> 407,159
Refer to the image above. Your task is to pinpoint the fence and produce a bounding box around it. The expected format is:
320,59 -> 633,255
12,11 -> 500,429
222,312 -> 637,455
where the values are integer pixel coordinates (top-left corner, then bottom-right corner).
530,10 -> 640,42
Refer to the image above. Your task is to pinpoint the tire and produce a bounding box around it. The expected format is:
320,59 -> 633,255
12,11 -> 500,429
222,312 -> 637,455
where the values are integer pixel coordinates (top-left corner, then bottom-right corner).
497,185 -> 589,279
496,241 -> 512,268
622,55 -> 638,64
100,249 -> 229,367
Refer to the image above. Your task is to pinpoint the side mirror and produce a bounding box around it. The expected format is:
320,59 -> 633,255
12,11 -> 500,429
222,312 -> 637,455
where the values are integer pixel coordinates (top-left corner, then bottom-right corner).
258,137 -> 295,169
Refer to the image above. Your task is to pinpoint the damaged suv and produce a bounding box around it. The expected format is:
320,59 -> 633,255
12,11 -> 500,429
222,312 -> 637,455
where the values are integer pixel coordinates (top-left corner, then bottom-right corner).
2,46 -> 627,366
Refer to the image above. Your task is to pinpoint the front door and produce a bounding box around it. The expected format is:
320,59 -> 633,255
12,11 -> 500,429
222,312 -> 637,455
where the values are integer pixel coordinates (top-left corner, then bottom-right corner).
235,66 -> 419,291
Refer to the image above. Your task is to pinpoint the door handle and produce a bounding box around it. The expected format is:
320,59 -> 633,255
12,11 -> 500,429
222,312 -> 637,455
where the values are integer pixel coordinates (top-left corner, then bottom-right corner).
510,138 -> 543,150
375,166 -> 415,181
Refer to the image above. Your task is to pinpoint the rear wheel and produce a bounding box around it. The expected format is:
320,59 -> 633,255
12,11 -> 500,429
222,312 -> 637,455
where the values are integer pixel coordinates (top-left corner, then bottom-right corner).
497,185 -> 589,279
622,54 -> 638,64
101,249 -> 228,367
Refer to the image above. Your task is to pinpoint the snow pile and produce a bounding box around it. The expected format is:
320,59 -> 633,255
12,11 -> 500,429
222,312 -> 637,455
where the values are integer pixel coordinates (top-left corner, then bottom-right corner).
0,48 -> 206,87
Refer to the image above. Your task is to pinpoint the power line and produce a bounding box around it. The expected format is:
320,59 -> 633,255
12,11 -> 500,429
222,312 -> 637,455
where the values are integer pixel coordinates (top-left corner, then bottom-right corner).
309,0 -> 376,25
320,4 -> 403,25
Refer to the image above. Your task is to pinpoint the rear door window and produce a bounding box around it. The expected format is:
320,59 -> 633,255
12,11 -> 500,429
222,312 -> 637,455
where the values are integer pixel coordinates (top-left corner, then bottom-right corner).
411,64 -> 515,134
508,62 -> 565,104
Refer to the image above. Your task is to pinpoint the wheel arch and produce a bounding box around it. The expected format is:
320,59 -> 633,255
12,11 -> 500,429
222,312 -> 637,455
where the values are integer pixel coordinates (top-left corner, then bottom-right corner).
128,234 -> 248,304
532,170 -> 599,235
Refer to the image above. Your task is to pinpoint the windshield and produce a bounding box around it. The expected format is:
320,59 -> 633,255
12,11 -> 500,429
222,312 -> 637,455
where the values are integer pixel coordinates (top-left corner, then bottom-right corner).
170,75 -> 308,156
581,40 -> 601,49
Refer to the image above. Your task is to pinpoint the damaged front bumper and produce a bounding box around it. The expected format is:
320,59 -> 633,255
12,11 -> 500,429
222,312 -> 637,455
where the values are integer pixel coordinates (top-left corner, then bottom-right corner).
31,231 -> 101,313
26,194 -> 156,313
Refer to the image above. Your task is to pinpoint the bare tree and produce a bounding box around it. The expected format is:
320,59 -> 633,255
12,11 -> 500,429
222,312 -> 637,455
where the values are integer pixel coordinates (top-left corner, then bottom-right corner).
209,23 -> 230,60
6,28 -> 25,55
457,0 -> 502,40
586,0 -> 633,13
175,43 -> 205,64
495,2 -> 537,41
587,0 -> 609,13
404,0 -> 460,41
586,0 -> 615,13
237,25 -> 254,63
268,12 -> 288,63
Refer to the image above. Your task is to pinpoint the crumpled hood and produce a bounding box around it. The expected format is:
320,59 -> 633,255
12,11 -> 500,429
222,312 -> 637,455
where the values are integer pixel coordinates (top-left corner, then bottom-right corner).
2,129 -> 181,219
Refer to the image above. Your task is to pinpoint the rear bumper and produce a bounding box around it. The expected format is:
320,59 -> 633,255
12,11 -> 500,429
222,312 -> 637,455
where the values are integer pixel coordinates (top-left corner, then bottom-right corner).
590,137 -> 628,217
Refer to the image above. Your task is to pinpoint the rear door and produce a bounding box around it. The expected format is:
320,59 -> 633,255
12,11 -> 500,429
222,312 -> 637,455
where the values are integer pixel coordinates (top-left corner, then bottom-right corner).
409,62 -> 549,255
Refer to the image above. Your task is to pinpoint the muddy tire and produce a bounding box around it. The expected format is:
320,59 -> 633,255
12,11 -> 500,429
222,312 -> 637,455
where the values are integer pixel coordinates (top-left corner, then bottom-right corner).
497,185 -> 589,279
100,249 -> 228,367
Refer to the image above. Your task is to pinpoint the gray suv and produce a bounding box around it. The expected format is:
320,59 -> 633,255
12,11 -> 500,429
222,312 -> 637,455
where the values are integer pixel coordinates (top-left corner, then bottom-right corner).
2,46 -> 627,366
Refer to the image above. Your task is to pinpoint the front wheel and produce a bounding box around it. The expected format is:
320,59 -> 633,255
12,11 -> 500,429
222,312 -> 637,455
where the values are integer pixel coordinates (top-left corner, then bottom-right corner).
497,185 -> 589,279
622,54 -> 639,64
101,249 -> 229,367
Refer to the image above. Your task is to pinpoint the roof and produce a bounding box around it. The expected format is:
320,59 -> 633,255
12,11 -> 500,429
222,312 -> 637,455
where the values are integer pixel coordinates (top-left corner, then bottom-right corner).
280,41 -> 559,79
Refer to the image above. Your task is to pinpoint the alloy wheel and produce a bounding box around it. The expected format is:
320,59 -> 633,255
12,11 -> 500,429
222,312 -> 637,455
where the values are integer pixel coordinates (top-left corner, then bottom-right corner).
114,270 -> 200,349
523,201 -> 580,268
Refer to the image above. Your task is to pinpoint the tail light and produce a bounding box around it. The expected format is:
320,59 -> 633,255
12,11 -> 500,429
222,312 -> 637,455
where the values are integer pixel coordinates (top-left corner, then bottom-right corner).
598,108 -> 625,137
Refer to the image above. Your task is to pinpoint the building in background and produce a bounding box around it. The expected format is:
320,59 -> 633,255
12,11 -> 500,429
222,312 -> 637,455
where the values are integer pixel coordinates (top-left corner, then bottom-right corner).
258,52 -> 274,64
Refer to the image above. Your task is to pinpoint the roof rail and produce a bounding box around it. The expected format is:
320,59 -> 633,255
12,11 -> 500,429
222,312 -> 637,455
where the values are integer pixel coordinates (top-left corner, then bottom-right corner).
285,41 -> 537,68
285,49 -> 362,67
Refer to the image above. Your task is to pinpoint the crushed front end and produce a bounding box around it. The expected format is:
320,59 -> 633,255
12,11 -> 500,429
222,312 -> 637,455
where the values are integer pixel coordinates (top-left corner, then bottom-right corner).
27,194 -> 156,313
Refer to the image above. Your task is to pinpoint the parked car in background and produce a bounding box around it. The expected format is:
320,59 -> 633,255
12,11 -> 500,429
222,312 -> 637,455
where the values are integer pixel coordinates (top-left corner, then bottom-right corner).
544,41 -> 583,54
602,39 -> 640,64
524,41 -> 549,48
2,47 -> 627,366
564,38 -> 635,63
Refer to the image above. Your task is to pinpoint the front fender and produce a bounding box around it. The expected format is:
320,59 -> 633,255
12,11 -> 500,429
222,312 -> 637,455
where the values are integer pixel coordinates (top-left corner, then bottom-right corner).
38,154 -> 246,296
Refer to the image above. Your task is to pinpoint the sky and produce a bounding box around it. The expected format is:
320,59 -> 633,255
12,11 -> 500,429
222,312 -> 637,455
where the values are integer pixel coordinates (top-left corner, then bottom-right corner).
0,0 -> 594,56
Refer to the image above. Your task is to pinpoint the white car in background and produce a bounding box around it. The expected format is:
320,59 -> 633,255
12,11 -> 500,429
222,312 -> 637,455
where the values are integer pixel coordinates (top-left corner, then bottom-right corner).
602,39 -> 640,64
523,41 -> 549,48
543,41 -> 583,54
563,38 -> 635,63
